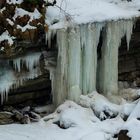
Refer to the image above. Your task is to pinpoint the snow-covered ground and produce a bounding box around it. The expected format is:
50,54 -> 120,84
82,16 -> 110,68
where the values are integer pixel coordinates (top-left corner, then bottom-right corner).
1,91 -> 140,140
46,0 -> 140,29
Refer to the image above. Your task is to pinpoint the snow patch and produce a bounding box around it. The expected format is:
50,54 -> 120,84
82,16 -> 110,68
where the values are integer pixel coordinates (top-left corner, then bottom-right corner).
6,0 -> 23,4
1,93 -> 140,140
0,31 -> 15,46
46,0 -> 140,29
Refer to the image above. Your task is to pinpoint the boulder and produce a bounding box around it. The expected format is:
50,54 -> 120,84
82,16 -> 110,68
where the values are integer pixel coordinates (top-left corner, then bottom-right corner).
117,130 -> 131,140
0,112 -> 14,124
15,15 -> 30,27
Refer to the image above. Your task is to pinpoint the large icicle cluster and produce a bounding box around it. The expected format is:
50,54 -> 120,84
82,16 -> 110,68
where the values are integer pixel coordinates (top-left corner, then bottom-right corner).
0,52 -> 42,103
97,20 -> 134,96
46,19 -> 134,106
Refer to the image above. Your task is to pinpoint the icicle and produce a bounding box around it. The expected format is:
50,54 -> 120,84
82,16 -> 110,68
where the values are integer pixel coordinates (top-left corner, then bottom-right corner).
67,26 -> 82,102
125,20 -> 134,50
51,28 -> 69,106
46,29 -> 57,48
0,52 -> 42,104
47,23 -> 103,105
11,52 -> 41,81
81,23 -> 103,95
0,68 -> 16,104
98,20 -> 134,96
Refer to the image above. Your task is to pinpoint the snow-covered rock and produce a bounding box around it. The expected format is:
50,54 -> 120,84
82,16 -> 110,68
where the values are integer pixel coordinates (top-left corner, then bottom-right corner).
46,0 -> 140,29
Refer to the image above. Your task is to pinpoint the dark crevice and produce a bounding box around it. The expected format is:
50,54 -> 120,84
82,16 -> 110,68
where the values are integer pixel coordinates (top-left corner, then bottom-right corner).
97,28 -> 104,60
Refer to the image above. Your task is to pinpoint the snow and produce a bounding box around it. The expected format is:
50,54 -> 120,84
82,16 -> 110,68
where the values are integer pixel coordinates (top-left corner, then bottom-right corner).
17,24 -> 37,32
0,31 -> 14,46
6,0 -> 23,4
0,7 -> 6,13
6,18 -> 14,26
13,8 -> 41,32
1,93 -> 140,140
123,119 -> 140,140
80,92 -> 120,119
46,0 -> 140,29
127,99 -> 140,120
13,8 -> 41,21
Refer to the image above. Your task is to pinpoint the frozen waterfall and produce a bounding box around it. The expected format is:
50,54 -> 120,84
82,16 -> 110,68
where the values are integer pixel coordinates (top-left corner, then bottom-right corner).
46,19 -> 134,106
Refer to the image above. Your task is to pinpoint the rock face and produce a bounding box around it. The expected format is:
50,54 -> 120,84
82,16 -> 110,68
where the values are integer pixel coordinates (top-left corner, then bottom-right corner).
117,130 -> 131,140
119,18 -> 140,87
0,0 -> 47,58
0,1 -> 51,106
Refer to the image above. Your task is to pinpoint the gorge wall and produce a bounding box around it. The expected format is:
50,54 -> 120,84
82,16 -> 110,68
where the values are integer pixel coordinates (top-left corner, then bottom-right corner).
0,0 -> 52,106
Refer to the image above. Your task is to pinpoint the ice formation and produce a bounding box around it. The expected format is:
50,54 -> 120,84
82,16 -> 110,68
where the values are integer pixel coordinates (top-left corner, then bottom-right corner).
0,52 -> 41,104
97,20 -> 134,96
46,19 -> 134,106
0,67 -> 16,103
11,52 -> 42,84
